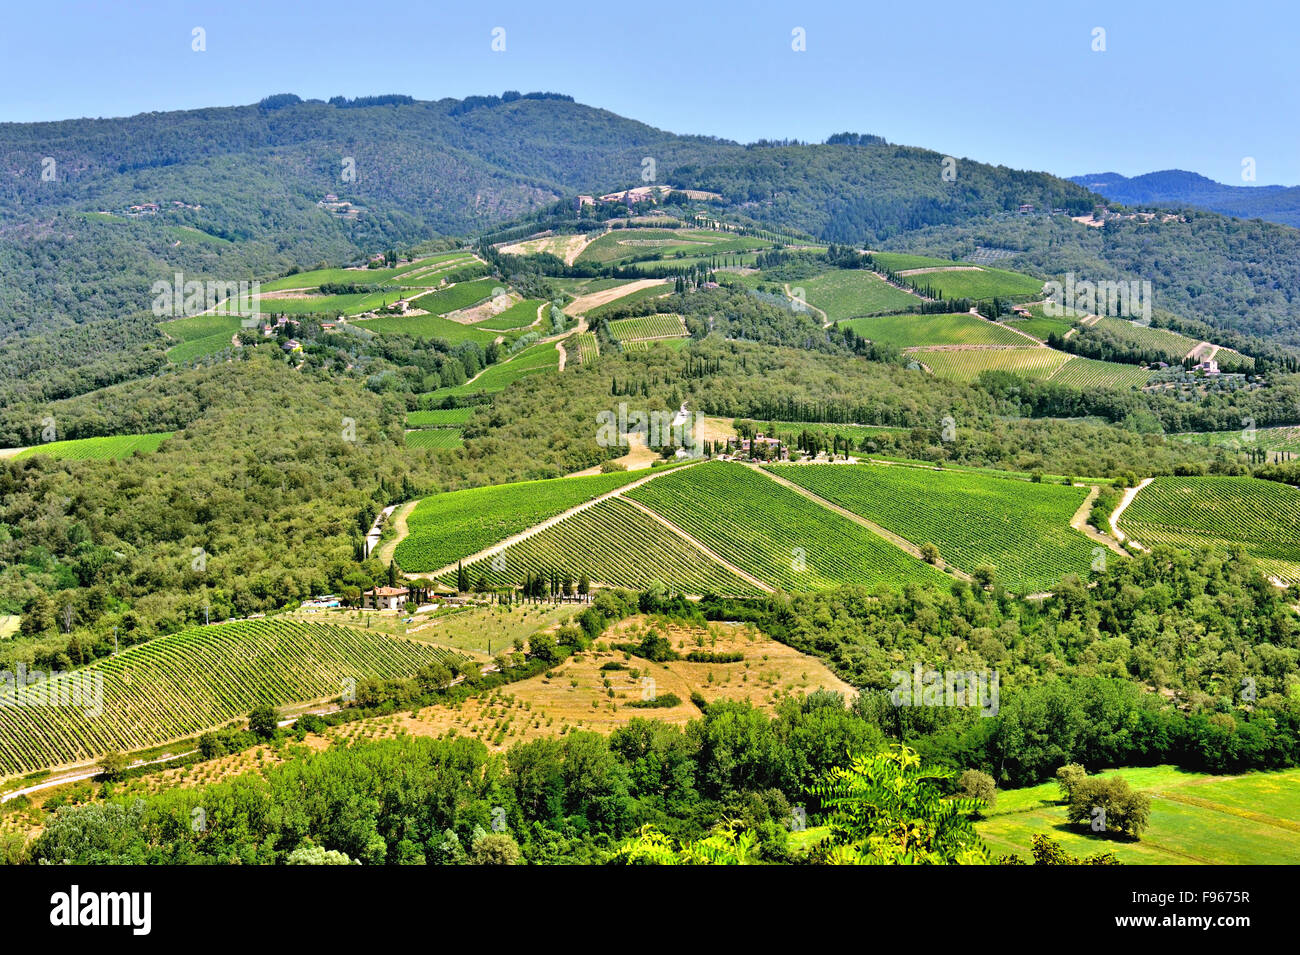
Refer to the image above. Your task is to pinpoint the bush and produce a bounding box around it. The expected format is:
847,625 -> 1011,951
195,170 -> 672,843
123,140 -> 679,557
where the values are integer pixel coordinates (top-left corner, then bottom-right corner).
1055,763 -> 1087,802
1065,776 -> 1151,839
957,769 -> 997,811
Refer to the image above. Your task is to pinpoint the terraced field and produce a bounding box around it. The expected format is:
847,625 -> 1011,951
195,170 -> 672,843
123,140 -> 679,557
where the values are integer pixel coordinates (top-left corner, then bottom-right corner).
1117,476 -> 1300,583
799,269 -> 921,319
606,314 -> 687,342
15,432 -> 174,461
394,468 -> 659,573
0,619 -> 464,777
626,461 -> 947,591
915,347 -> 1071,382
767,463 -> 1098,592
450,496 -> 761,594
405,428 -> 465,450
840,312 -> 1030,348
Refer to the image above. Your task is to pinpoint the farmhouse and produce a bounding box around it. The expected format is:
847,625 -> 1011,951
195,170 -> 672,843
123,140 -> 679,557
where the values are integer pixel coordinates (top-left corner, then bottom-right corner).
363,586 -> 409,611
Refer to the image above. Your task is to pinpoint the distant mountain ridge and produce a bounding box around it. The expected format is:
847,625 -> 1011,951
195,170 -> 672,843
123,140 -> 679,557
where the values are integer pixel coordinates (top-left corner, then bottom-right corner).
1071,170 -> 1300,228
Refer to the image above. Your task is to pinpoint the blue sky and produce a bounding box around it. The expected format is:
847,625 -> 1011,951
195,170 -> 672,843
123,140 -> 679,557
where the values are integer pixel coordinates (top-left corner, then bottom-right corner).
3,0 -> 1297,185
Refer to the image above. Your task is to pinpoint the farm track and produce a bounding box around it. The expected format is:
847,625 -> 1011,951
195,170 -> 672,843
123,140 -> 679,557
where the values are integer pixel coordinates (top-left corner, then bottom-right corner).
751,464 -> 972,581
783,282 -> 831,327
1072,486 -> 1127,556
411,462 -> 701,581
563,279 -> 669,317
619,497 -> 775,594
374,500 -> 418,565
1109,477 -> 1154,548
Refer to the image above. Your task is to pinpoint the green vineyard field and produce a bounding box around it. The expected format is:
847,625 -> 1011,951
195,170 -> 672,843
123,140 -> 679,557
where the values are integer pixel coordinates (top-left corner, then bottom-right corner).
840,312 -> 1030,348
606,314 -> 687,342
16,432 -> 174,461
409,278 -> 500,315
626,461 -> 948,591
915,347 -> 1070,382
472,299 -> 544,330
405,407 -> 479,428
767,463 -> 1098,592
450,496 -> 761,595
394,467 -> 660,573
0,619 -> 464,777
404,428 -> 465,449
1117,476 -> 1300,583
799,269 -> 921,319
1048,355 -> 1152,390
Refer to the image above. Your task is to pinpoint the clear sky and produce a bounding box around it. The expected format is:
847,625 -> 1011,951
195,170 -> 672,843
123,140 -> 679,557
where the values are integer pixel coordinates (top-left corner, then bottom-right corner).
3,0 -> 1296,185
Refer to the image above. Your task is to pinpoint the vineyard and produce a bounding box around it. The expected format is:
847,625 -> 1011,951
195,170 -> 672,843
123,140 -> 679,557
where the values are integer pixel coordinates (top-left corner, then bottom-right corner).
406,406 -> 479,428
575,229 -> 767,266
394,467 -> 659,573
16,432 -> 174,461
606,314 -> 687,343
1078,317 -> 1203,362
405,428 -> 465,449
840,312 -> 1030,348
409,277 -> 500,315
626,461 -> 948,591
573,332 -> 600,364
1117,476 -> 1300,583
0,619 -> 465,777
894,265 -> 1045,302
354,311 -> 502,345
767,463 -> 1099,592
448,496 -> 761,595
799,269 -> 920,319
419,342 -> 560,402
915,346 -> 1071,382
1048,355 -> 1152,390
1174,425 -> 1300,456
473,299 -> 544,330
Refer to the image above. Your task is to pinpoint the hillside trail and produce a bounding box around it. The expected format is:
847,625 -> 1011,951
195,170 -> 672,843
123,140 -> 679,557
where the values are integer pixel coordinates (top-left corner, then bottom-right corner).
1072,485 -> 1127,556
556,341 -> 567,372
563,278 -> 668,319
783,283 -> 831,327
1108,477 -> 1154,548
750,464 -> 973,581
408,461 -> 702,581
374,500 -> 418,564
619,497 -> 775,593
968,307 -> 1048,346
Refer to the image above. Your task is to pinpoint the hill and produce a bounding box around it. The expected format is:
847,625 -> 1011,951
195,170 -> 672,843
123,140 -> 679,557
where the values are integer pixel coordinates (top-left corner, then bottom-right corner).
1072,170 -> 1300,229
